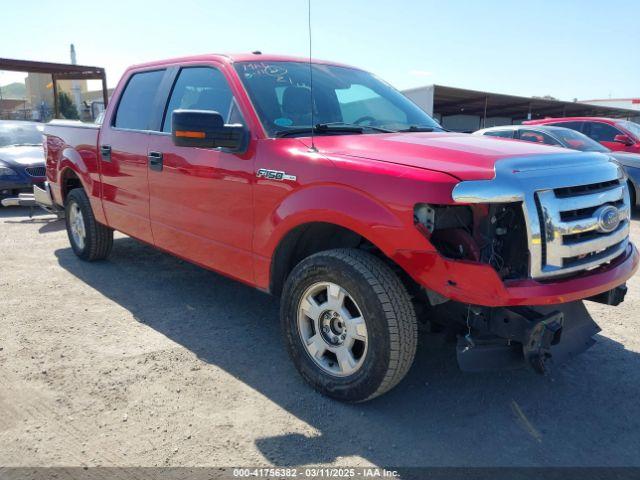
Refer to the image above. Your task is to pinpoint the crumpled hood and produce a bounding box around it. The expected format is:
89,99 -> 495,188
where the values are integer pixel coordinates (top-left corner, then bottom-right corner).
0,145 -> 45,167
310,131 -> 581,181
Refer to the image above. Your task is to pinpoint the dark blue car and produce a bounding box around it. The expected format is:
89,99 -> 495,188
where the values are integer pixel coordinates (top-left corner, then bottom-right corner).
0,120 -> 46,203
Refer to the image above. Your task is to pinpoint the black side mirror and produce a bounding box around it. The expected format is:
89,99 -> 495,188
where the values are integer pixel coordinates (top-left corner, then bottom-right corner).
614,134 -> 634,146
171,109 -> 246,151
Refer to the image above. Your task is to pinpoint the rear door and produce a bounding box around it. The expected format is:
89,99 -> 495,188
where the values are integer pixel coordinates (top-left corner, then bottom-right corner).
146,65 -> 255,284
98,69 -> 165,243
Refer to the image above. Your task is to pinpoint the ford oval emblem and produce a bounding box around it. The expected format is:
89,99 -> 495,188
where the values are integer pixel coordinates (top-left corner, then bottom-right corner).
596,205 -> 621,233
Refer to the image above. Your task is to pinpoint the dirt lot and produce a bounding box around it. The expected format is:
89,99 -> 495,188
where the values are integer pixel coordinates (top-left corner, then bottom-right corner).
1,206 -> 639,469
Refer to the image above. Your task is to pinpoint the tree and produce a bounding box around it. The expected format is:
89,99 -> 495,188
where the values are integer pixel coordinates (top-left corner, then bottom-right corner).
57,91 -> 79,119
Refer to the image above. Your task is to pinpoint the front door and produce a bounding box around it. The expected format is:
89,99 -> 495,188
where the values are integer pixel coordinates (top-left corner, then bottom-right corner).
584,121 -> 627,152
146,66 -> 255,284
98,69 -> 165,244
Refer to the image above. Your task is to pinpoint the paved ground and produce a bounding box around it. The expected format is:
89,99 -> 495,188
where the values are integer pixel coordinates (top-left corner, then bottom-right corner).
0,206 -> 639,468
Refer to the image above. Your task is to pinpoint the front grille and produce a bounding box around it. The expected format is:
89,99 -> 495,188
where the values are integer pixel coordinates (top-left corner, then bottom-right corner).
533,179 -> 630,278
25,166 -> 46,177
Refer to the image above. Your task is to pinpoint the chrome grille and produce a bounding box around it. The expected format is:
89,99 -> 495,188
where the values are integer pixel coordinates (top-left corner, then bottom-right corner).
25,166 -> 46,177
533,179 -> 630,278
451,152 -> 631,281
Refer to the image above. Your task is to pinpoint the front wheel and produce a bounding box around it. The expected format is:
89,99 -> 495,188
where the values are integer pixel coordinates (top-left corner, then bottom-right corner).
281,249 -> 418,402
65,188 -> 113,261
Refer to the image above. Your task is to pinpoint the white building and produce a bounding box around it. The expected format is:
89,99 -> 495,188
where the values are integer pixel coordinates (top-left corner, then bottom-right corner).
581,98 -> 640,112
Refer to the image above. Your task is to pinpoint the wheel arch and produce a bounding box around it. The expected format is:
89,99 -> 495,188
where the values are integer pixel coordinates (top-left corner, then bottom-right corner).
270,222 -> 369,296
57,147 -> 94,203
264,185 -> 432,296
59,167 -> 84,203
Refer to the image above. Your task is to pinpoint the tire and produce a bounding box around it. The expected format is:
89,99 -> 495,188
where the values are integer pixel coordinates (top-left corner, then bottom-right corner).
65,188 -> 113,261
281,248 -> 418,402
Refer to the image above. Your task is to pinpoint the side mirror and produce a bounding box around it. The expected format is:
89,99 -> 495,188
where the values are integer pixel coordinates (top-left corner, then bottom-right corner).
614,134 -> 634,146
171,109 -> 246,151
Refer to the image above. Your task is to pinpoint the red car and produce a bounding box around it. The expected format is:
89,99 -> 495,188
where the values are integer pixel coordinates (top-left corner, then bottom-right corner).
37,54 -> 637,401
524,116 -> 640,153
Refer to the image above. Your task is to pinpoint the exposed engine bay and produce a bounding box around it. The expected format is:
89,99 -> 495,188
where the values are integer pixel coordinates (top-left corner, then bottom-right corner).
414,202 -> 528,280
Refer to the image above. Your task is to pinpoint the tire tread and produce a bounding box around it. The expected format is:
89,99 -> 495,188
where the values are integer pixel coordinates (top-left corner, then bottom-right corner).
66,188 -> 113,261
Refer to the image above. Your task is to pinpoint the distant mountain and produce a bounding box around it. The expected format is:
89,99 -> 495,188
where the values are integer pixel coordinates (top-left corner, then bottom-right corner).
0,82 -> 27,99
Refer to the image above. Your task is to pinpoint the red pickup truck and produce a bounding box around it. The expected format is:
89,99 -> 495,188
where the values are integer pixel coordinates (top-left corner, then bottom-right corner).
41,53 -> 638,402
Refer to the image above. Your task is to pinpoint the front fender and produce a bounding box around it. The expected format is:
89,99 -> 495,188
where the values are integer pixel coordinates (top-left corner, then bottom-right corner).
259,183 -> 434,261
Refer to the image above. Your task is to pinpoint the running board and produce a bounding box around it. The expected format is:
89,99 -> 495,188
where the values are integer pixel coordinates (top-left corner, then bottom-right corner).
1,193 -> 37,207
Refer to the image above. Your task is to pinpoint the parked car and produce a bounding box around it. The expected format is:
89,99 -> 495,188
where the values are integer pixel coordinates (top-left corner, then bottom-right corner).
37,54 -> 637,402
523,116 -> 640,154
474,125 -> 640,208
0,120 -> 46,204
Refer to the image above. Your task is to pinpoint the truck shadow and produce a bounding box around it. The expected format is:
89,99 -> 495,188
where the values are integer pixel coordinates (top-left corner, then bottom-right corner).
0,205 -> 50,219
55,237 -> 640,468
0,206 -> 64,232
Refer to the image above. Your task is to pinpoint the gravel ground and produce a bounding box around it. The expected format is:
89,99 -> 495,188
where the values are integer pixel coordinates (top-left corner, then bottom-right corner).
0,206 -> 639,468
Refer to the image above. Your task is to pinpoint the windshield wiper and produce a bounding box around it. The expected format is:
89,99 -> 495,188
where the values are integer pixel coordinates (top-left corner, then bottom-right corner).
275,122 -> 395,138
275,124 -> 362,138
316,122 -> 395,133
394,125 -> 445,133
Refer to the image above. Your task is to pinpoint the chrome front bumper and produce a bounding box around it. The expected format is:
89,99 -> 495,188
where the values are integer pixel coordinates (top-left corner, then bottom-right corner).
1,182 -> 63,215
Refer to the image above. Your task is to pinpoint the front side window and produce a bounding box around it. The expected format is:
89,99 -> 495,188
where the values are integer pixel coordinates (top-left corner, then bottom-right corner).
549,127 -> 608,152
162,67 -> 242,133
114,70 -> 165,130
588,122 -> 623,142
234,61 -> 441,136
518,129 -> 560,146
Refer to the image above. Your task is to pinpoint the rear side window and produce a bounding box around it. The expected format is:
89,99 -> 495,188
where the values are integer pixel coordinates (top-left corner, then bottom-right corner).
114,70 -> 165,130
483,130 -> 514,138
162,67 -> 240,133
549,121 -> 583,132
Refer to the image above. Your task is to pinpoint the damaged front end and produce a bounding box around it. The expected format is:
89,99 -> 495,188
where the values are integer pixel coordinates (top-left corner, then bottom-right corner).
411,154 -> 634,374
447,301 -> 600,374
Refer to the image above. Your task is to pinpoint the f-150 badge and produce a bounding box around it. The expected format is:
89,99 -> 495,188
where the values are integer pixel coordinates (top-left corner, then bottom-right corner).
256,168 -> 297,181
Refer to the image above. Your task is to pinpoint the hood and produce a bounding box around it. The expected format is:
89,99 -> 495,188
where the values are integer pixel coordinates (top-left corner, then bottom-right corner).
609,151 -> 640,169
0,145 -> 45,167
309,132 -> 584,181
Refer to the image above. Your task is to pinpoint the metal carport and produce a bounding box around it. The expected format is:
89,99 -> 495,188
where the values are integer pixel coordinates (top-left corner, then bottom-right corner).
0,57 -> 108,119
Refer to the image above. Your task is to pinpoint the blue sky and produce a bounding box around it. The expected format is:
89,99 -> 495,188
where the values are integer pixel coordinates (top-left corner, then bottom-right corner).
1,0 -> 638,100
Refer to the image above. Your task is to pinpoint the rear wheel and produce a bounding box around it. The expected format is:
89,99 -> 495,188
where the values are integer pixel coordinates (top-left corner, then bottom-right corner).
281,248 -> 418,402
65,188 -> 113,261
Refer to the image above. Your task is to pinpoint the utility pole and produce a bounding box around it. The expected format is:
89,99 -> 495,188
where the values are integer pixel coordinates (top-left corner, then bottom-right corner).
70,44 -> 83,118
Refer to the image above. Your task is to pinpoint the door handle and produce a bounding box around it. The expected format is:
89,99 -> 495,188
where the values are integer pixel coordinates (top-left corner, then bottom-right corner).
148,151 -> 163,172
100,144 -> 111,162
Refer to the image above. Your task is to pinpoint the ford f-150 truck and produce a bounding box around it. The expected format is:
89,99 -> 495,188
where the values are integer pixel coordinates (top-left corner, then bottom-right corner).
40,53 -> 638,402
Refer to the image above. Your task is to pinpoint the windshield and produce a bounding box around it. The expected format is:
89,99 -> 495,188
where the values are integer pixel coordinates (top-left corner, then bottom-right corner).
551,128 -> 609,152
0,122 -> 44,148
616,120 -> 640,140
234,61 -> 441,136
